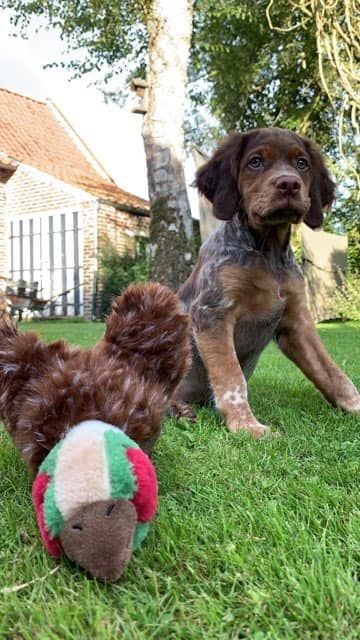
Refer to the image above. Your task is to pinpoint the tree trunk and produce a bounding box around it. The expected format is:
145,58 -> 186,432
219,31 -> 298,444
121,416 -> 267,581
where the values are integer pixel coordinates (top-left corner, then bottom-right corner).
143,0 -> 194,291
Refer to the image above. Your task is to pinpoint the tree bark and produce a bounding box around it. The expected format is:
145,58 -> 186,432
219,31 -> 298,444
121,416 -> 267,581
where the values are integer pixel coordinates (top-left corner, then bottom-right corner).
143,0 -> 194,290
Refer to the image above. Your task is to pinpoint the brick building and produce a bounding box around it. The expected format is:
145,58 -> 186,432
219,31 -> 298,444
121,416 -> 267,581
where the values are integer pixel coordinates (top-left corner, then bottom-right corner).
0,88 -> 149,319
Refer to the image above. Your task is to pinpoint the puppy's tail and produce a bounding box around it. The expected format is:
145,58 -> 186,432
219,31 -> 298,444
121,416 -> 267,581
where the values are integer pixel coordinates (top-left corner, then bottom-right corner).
102,283 -> 191,395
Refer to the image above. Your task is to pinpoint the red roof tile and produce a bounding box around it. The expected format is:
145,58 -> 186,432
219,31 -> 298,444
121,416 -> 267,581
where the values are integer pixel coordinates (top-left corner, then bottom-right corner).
0,87 -> 149,213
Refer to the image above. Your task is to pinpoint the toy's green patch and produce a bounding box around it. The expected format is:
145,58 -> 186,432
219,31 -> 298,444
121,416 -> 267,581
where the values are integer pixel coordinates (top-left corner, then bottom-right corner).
39,441 -> 65,537
43,477 -> 65,537
104,429 -> 137,500
133,521 -> 150,550
39,439 -> 63,476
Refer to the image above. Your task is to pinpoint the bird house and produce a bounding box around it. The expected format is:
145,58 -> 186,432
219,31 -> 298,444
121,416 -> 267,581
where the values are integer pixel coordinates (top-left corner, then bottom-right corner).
130,78 -> 149,115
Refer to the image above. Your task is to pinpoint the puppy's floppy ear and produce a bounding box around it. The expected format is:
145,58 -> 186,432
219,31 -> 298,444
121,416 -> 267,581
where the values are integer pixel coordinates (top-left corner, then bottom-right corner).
303,138 -> 335,229
196,133 -> 245,220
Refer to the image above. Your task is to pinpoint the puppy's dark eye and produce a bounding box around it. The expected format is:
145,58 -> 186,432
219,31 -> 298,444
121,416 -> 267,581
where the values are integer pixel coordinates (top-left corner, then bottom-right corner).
297,157 -> 309,171
248,156 -> 264,169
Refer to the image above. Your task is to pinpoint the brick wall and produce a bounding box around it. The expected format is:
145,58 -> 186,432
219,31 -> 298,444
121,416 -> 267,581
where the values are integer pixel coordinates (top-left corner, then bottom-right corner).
6,165 -> 90,216
5,165 -> 97,318
82,200 -> 99,320
84,201 -> 150,320
3,165 -> 149,320
0,173 -> 7,277
97,201 -> 149,257
94,202 -> 149,317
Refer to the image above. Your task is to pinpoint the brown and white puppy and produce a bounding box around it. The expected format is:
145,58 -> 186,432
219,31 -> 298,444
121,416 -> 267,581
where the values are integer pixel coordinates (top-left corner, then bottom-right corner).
177,127 -> 360,437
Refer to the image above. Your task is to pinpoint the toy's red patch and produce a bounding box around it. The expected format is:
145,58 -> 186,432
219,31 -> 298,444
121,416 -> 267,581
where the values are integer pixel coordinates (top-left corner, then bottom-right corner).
32,473 -> 62,558
126,448 -> 158,522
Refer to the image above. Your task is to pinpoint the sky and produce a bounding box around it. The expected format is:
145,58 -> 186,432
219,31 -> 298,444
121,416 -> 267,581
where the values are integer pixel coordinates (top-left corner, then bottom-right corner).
0,10 -> 199,212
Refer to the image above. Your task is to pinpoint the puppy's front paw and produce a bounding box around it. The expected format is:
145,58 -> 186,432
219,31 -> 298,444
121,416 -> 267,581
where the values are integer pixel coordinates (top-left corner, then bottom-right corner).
227,419 -> 277,439
334,383 -> 360,415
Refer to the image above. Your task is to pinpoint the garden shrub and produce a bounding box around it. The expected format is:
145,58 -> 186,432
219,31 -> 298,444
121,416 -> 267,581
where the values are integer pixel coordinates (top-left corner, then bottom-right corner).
331,272 -> 360,321
99,238 -> 148,317
347,227 -> 360,274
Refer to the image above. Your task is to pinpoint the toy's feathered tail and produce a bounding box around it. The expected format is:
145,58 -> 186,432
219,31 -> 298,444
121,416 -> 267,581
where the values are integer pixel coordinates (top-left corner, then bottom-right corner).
101,283 -> 191,395
0,316 -> 78,435
0,284 -> 190,470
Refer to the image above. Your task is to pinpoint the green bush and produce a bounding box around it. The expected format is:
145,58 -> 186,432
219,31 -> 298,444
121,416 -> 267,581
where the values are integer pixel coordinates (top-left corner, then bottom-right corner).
327,198 -> 360,321
325,199 -> 360,274
99,238 -> 148,317
347,227 -> 360,274
331,272 -> 360,321
290,225 -> 303,264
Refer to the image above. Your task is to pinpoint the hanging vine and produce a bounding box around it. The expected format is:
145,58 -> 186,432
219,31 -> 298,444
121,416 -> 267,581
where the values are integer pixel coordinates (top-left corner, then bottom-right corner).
266,0 -> 360,194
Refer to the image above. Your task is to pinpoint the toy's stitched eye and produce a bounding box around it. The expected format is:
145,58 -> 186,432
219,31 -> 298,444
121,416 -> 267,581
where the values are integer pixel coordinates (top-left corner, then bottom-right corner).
72,524 -> 83,531
106,503 -> 115,516
297,157 -> 309,171
248,156 -> 264,169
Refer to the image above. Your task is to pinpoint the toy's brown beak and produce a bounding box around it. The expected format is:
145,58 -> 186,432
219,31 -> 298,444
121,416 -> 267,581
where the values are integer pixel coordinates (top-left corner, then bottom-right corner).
60,499 -> 137,581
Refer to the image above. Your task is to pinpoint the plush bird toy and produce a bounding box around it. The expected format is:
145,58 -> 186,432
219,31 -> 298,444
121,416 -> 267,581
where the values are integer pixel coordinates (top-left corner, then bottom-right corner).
0,283 -> 190,581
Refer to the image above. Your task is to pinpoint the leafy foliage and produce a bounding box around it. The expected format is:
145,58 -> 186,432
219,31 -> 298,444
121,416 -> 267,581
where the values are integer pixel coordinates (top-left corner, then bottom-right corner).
190,0 -> 358,219
2,0 -> 358,219
331,273 -> 360,321
3,0 -> 357,155
2,0 -> 150,81
325,199 -> 360,273
99,238 -> 148,317
348,229 -> 360,275
191,1 -> 343,151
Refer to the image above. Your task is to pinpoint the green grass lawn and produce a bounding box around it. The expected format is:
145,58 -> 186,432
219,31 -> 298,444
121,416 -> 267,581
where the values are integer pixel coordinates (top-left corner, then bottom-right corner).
0,320 -> 359,639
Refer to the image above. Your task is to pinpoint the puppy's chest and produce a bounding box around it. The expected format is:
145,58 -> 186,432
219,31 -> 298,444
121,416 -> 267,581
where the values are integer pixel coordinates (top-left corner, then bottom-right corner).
219,263 -> 292,322
233,309 -> 282,373
233,283 -> 284,366
219,263 -> 297,362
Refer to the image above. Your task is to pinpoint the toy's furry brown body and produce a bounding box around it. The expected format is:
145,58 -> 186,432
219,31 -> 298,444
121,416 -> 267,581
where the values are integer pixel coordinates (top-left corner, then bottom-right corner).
0,283 -> 191,473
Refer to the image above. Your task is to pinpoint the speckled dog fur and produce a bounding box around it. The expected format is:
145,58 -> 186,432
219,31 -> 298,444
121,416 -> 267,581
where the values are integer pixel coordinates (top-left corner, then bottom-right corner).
177,128 -> 360,436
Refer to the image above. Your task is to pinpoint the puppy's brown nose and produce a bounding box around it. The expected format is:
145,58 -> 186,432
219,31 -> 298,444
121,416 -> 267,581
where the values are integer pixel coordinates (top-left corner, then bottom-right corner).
275,175 -> 301,196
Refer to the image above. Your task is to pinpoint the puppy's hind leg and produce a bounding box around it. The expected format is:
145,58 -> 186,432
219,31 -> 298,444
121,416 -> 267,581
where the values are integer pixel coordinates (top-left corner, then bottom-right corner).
171,342 -> 211,421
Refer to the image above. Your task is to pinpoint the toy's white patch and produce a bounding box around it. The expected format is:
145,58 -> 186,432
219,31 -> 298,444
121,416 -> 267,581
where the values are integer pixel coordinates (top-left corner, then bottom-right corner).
63,419 -> 120,441
54,420 -> 120,519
